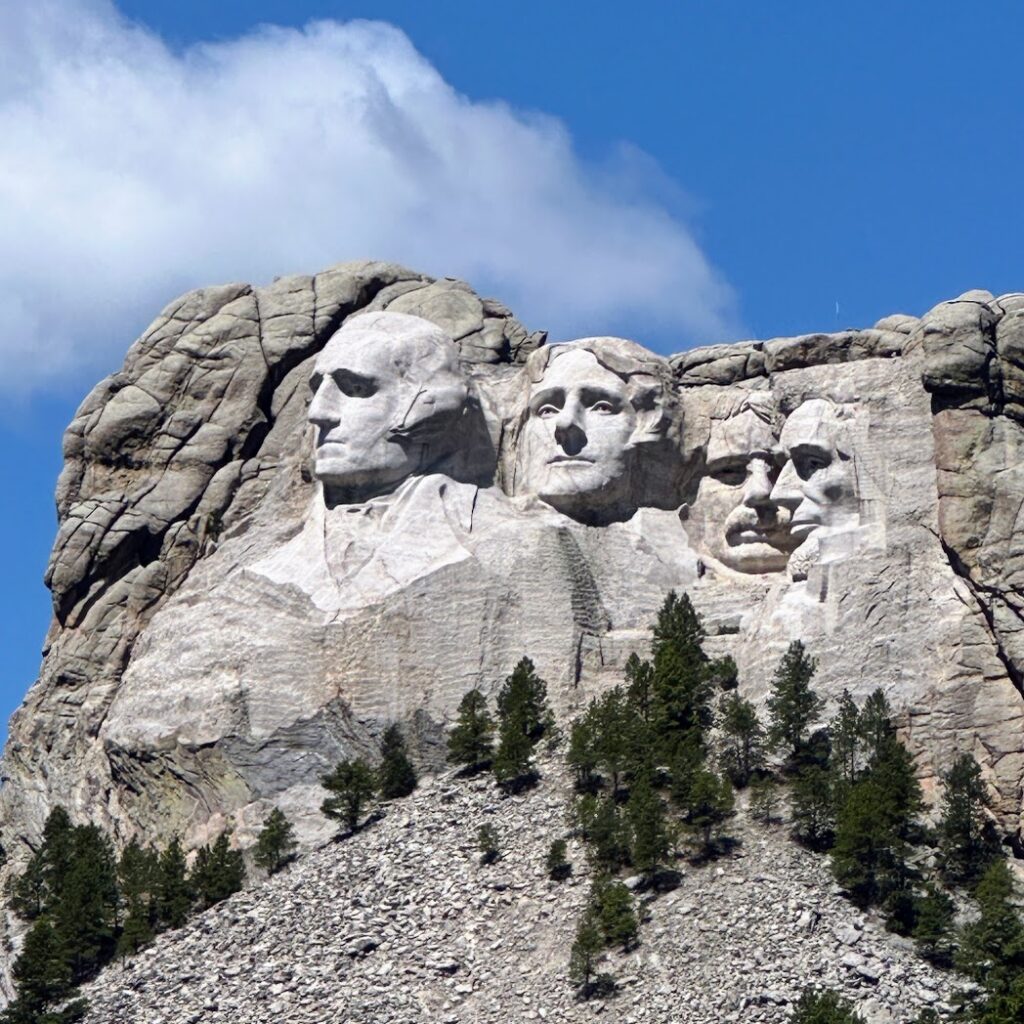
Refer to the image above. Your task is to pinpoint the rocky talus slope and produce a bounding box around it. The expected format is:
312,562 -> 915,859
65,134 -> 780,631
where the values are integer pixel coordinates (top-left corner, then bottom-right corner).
82,759 -> 956,1024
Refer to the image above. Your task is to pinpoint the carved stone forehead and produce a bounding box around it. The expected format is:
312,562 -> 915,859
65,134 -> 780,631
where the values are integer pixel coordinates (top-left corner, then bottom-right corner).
779,398 -> 843,452
707,408 -> 780,464
533,347 -> 628,392
315,311 -> 459,382
527,336 -> 668,390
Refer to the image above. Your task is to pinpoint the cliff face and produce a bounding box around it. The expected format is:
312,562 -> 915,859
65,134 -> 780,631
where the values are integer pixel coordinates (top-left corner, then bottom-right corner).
1,263 -> 1022,860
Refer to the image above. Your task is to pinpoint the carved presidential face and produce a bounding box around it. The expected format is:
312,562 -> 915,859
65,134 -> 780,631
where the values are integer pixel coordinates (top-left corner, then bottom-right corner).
520,348 -> 638,520
686,403 -> 797,573
308,312 -> 467,504
770,399 -> 859,541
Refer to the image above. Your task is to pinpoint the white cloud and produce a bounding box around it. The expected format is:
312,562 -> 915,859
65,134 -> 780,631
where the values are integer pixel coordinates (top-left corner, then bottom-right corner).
0,0 -> 739,394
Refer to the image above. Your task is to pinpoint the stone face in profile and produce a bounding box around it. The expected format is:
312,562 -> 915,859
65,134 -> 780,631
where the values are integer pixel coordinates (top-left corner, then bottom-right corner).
514,337 -> 678,524
308,312 -> 471,506
770,398 -> 860,578
684,393 -> 797,574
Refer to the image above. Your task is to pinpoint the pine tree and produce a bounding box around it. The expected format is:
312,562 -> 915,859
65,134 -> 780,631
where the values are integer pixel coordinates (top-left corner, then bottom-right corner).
968,974 -> 1024,1024
546,839 -> 571,881
790,988 -> 864,1024
593,877 -> 639,951
568,906 -> 604,995
447,688 -> 495,772
766,641 -> 822,764
155,836 -> 193,930
831,735 -> 922,914
749,774 -> 781,823
956,858 -> 1024,996
116,840 -> 159,957
667,730 -> 705,812
829,690 -> 862,785
496,657 -> 554,742
682,767 -> 735,856
321,758 -> 377,832
477,824 -> 500,865
191,831 -> 245,910
2,918 -> 73,1024
717,692 -> 764,787
578,794 -> 631,874
912,884 -> 956,966
624,653 -> 654,724
790,765 -> 835,850
567,717 -> 598,791
254,808 -> 297,876
627,769 -> 670,879
492,659 -> 552,788
649,591 -> 714,764
377,724 -> 418,800
937,753 -> 998,886
858,688 -> 895,767
53,824 -> 119,982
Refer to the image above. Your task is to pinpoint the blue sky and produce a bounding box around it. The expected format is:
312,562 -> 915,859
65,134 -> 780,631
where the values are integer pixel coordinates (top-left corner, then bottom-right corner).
1,0 -> 1022,737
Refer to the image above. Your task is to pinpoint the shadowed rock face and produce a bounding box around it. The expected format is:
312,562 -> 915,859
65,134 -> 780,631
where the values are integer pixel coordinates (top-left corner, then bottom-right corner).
2,268 -> 1023,882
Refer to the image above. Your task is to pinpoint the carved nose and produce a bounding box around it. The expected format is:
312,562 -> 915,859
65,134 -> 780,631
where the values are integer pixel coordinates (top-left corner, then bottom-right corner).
742,459 -> 775,509
308,380 -> 341,429
553,411 -> 586,456
769,459 -> 801,510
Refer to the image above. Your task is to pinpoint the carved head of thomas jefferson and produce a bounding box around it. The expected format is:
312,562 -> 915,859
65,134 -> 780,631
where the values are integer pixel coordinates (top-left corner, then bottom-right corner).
514,337 -> 678,524
308,312 -> 470,505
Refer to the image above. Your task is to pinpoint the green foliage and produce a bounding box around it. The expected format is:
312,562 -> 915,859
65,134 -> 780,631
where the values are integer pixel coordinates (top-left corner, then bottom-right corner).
254,808 -> 297,877
191,831 -> 245,911
749,774 -> 781,823
592,877 -> 639,951
857,689 -> 895,767
155,836 -> 193,930
717,691 -> 765,787
650,591 -> 714,764
477,824 -> 500,865
575,794 -> 631,874
321,758 -> 377,832
446,688 -> 495,771
492,657 -> 553,787
790,988 -> 864,1024
546,839 -> 571,881
626,769 -> 670,878
680,767 -> 734,855
790,765 -> 835,850
1,919 -> 74,1024
568,907 -> 605,994
967,974 -> 1024,1024
377,724 -> 418,800
830,735 -> 922,911
912,884 -> 956,966
956,858 -> 1024,996
567,717 -> 599,791
936,753 -> 998,886
766,641 -> 822,763
116,840 -> 158,957
829,690 -> 862,785
623,652 -> 654,723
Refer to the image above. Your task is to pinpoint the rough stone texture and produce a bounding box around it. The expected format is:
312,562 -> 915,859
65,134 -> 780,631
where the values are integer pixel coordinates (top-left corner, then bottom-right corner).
78,758 -> 958,1024
1,267 -> 1023,880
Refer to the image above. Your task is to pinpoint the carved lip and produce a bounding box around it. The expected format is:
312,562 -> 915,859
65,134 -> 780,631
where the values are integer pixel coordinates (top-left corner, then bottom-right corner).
547,455 -> 594,466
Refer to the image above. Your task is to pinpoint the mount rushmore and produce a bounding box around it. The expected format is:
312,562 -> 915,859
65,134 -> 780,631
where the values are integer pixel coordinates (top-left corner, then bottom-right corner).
1,260 -> 1022,864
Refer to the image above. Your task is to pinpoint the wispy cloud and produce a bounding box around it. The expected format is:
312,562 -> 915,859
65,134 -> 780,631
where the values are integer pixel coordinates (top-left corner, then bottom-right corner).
0,0 -> 739,394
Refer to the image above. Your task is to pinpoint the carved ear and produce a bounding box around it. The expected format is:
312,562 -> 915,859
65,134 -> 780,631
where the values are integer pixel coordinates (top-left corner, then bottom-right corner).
389,382 -> 469,441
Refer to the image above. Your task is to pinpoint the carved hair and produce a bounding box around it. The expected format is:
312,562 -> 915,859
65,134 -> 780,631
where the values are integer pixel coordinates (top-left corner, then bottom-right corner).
521,336 -> 679,449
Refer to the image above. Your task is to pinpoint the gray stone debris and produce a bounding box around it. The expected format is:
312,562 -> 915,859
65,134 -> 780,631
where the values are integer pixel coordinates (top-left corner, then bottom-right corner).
80,758 -> 956,1024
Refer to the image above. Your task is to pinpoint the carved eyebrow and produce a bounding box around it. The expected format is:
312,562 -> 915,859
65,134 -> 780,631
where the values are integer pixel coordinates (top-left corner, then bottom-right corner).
529,386 -> 565,411
578,385 -> 623,407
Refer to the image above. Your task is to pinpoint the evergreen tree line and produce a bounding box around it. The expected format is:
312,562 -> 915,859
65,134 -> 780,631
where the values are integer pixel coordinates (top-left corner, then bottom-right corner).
0,804 -> 287,1024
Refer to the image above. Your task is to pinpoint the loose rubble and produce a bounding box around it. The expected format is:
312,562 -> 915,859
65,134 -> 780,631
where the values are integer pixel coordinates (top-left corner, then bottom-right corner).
82,757 -> 958,1024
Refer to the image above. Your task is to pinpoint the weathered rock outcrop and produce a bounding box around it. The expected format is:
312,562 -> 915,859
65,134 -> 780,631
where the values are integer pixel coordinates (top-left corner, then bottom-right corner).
1,265 -> 1022,874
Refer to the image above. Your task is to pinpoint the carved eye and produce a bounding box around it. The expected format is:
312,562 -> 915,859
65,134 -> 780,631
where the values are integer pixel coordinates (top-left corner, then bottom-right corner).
712,465 -> 745,487
338,376 -> 377,399
795,452 -> 829,477
537,404 -> 560,419
591,400 -> 616,414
